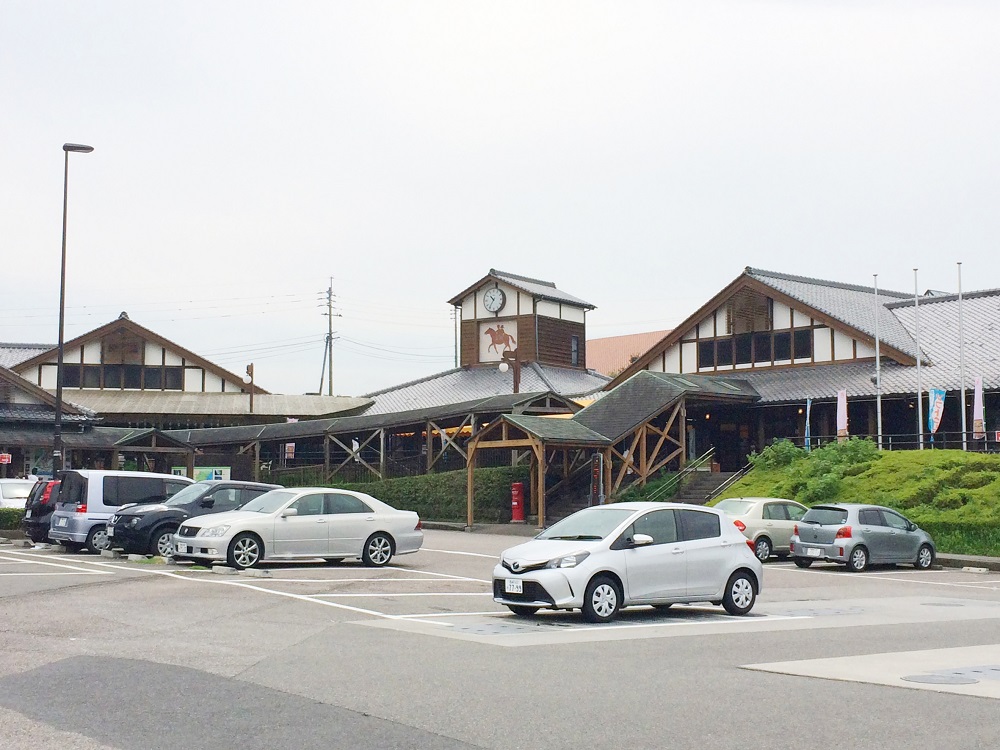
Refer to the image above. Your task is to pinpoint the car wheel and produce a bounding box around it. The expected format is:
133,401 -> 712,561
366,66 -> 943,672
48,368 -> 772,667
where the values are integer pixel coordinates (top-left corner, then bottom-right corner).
793,557 -> 813,568
228,533 -> 263,569
722,571 -> 757,616
847,545 -> 869,572
914,544 -> 935,570
582,575 -> 621,623
150,527 -> 178,557
754,537 -> 772,562
362,533 -> 394,567
60,541 -> 82,553
85,526 -> 110,554
507,605 -> 538,617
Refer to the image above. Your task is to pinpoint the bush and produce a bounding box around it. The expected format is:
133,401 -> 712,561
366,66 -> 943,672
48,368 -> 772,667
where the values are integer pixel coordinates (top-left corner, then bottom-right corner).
916,522 -> 1000,557
325,465 -> 531,524
0,508 -> 23,531
749,439 -> 805,469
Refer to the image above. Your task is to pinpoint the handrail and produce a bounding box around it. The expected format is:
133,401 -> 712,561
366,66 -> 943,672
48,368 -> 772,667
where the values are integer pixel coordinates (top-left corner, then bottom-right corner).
646,447 -> 715,502
705,462 -> 753,502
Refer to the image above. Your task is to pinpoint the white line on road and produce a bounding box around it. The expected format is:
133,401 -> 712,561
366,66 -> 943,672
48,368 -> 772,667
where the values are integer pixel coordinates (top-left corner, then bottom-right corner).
0,552 -> 115,574
311,592 -> 494,598
0,572 -> 110,576
421,548 -> 499,559
770,564 -> 1000,591
384,565 -> 492,583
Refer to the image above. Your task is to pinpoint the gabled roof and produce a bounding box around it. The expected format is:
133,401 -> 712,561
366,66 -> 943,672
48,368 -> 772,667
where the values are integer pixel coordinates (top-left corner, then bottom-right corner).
0,343 -> 53,369
447,269 -> 596,309
586,330 -> 672,376
11,314 -> 271,395
0,365 -> 90,417
504,415 -> 609,444
362,362 -> 608,415
608,267 -> 921,388
48,390 -> 370,418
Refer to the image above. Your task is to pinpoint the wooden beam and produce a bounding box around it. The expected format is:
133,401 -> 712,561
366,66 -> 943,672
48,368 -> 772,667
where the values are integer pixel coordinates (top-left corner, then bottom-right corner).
323,434 -> 330,482
379,428 -> 386,479
467,447 -> 475,528
535,440 -> 546,529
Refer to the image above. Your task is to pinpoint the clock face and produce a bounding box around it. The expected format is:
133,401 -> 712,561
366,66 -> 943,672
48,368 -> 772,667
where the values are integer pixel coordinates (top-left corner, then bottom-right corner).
483,287 -> 506,313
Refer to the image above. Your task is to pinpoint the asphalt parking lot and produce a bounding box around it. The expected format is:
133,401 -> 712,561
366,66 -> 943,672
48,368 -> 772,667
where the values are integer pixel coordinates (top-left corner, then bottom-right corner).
2,529 -> 1000,749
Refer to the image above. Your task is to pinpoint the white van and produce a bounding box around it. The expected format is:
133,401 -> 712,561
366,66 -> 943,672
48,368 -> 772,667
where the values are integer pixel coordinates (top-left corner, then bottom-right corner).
48,470 -> 193,553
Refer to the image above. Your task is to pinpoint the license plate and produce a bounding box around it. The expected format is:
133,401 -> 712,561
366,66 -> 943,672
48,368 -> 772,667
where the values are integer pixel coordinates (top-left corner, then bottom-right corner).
24,510 -> 31,518
504,578 -> 523,594
806,547 -> 822,557
57,517 -> 68,527
106,527 -> 114,537
176,543 -> 187,554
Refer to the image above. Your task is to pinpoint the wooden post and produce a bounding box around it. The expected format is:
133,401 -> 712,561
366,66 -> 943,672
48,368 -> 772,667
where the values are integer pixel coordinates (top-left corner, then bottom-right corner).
426,421 -> 433,474
253,441 -> 260,482
379,428 -> 387,479
639,424 -> 648,486
529,460 -> 538,516
536,442 -> 546,530
603,447 -> 612,501
186,450 -> 195,479
680,399 -> 688,468
466,444 -> 475,529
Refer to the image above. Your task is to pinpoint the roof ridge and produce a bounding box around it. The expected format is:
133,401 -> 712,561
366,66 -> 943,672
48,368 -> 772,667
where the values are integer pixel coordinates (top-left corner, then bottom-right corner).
489,269 -> 556,288
746,267 -> 911,298
885,287 -> 1000,309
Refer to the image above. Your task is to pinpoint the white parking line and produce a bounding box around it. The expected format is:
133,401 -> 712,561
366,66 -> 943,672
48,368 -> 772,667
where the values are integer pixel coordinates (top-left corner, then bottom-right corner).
0,572 -> 112,576
0,552 -> 115,575
422,548 -> 498,559
394,611 -> 506,619
312,592 -> 493,598
252,577 -> 489,584
770,564 -> 1000,591
383,565 -> 491,583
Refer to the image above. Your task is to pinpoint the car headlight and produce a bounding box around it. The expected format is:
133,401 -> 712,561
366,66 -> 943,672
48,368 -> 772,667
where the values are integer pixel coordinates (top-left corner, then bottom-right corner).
126,518 -> 140,528
199,525 -> 230,537
546,551 -> 590,569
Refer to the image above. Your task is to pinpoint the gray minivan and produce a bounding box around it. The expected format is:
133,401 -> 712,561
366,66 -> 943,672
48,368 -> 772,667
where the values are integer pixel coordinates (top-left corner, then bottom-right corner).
48,470 -> 193,553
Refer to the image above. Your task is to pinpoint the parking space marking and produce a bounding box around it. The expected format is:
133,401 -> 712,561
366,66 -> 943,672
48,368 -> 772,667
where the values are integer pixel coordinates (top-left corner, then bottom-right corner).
311,592 -> 493,598
768,565 -> 1000,590
0,552 -> 115,575
421,548 -> 499,559
0,572 -> 111,576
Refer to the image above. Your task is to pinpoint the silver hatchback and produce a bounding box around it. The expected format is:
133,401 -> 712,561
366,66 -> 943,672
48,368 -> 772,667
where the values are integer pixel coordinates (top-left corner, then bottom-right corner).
790,503 -> 935,572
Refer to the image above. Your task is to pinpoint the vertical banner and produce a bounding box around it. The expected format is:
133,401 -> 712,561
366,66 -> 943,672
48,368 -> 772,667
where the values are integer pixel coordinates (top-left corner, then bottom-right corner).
804,398 -> 812,452
973,376 -> 986,440
927,388 -> 946,446
836,390 -> 849,442
590,453 -> 605,505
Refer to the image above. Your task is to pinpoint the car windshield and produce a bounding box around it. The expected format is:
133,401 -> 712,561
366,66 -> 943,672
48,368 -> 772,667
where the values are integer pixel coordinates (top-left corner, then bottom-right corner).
714,499 -> 755,515
536,507 -> 636,540
802,507 -> 849,525
239,490 -> 296,513
163,482 -> 213,506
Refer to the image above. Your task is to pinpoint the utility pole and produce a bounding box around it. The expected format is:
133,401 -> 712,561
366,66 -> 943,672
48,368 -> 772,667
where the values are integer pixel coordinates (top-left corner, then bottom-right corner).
327,277 -> 334,396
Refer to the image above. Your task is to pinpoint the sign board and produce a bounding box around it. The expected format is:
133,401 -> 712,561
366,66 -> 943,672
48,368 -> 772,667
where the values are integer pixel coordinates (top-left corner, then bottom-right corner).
0,453 -> 11,465
995,432 -> 1000,443
172,466 -> 231,481
590,453 -> 604,505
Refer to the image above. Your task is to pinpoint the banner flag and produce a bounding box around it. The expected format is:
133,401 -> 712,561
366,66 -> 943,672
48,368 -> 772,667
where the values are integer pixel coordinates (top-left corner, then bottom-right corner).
804,398 -> 812,451
927,389 -> 946,434
836,390 -> 848,442
973,376 -> 986,439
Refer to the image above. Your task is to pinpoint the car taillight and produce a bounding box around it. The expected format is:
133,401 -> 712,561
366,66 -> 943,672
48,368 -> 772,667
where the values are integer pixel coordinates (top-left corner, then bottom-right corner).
746,539 -> 755,552
733,519 -> 746,532
414,520 -> 422,531
41,485 -> 54,504
835,525 -> 852,539
793,524 -> 798,535
75,503 -> 87,513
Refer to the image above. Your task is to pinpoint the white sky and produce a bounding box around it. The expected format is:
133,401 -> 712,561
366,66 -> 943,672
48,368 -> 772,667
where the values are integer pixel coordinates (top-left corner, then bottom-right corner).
2,1 -> 998,396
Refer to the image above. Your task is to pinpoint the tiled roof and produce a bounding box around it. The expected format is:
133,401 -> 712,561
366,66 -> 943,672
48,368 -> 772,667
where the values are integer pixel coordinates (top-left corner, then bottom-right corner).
747,268 -> 922,361
42,391 -> 372,418
362,364 -> 608,416
505,415 -> 609,444
586,330 -> 672,376
0,343 -> 53,369
490,269 -> 596,309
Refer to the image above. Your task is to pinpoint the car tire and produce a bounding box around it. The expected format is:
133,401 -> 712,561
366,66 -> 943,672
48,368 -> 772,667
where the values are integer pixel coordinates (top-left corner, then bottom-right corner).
84,526 -> 110,554
149,526 -> 178,557
793,557 -> 813,568
228,532 -> 263,569
754,537 -> 772,562
914,544 -> 935,570
507,605 -> 539,617
362,533 -> 394,567
582,575 -> 621,623
26,529 -> 48,544
722,570 -> 757,616
847,545 -> 869,572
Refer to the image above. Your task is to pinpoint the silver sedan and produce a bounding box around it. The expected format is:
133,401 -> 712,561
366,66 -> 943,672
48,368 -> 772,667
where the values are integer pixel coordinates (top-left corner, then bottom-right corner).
173,487 -> 423,569
790,503 -> 935,572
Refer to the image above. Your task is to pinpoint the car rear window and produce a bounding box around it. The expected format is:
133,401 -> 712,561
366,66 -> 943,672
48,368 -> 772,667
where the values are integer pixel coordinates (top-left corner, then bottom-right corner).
802,507 -> 849,525
714,499 -> 754,515
56,472 -> 88,507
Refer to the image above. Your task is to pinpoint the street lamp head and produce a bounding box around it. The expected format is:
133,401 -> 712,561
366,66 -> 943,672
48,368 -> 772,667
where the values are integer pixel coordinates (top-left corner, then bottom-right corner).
63,143 -> 94,153
498,362 -> 509,373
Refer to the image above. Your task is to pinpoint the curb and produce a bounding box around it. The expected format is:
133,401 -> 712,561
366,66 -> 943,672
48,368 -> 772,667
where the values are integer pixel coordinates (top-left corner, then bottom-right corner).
936,554 -> 1000,572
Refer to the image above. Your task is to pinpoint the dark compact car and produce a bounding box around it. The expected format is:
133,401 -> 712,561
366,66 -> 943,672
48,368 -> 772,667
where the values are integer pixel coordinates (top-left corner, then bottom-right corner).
21,479 -> 61,543
107,480 -> 281,556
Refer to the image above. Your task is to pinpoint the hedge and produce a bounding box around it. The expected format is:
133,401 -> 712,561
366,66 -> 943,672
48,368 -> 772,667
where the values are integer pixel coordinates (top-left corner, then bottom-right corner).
0,508 -> 23,531
916,522 -> 1000,557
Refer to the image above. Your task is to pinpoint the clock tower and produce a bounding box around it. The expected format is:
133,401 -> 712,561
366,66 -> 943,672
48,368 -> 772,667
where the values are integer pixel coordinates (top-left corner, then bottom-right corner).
448,270 -> 595,369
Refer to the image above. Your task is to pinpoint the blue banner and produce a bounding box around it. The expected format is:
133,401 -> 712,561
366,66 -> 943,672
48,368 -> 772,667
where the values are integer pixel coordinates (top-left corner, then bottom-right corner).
804,398 -> 812,451
928,389 -> 946,434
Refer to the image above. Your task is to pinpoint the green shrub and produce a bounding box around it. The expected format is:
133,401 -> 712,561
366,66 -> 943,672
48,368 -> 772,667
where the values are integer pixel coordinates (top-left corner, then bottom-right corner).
749,439 -> 805,469
916,522 -> 1000,557
0,508 -> 23,531
958,471 -> 999,490
799,474 -> 842,505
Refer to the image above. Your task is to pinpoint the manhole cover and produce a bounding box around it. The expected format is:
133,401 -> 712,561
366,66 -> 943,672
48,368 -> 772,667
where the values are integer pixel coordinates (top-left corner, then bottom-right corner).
901,674 -> 979,685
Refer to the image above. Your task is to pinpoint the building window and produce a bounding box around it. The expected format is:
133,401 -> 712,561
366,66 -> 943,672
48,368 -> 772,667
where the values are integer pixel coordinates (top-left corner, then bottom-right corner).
773,332 -> 791,361
571,336 -> 580,366
735,333 -> 752,365
82,365 -> 101,388
144,367 -> 162,389
61,365 -> 81,388
752,333 -> 771,364
164,367 -> 183,390
123,365 -> 142,389
104,365 -> 122,389
716,338 -> 733,366
698,340 -> 715,369
793,329 -> 813,360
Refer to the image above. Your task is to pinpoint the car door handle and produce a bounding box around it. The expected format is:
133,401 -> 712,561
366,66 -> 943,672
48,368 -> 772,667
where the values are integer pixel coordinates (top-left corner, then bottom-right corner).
365,516 -> 376,521
316,519 -> 327,523
671,548 -> 684,554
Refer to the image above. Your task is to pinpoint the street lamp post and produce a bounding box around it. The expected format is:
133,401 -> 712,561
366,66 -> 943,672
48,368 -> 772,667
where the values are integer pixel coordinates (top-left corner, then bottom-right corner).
53,143 -> 94,473
244,363 -> 255,414
498,349 -> 521,393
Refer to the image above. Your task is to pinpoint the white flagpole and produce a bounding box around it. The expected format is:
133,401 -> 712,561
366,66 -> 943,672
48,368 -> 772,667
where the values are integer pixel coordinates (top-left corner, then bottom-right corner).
958,262 -> 967,451
874,274 -> 883,450
914,268 -> 924,450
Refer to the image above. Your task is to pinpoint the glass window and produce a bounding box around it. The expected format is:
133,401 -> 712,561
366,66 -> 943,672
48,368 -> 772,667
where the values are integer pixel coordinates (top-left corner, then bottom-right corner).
571,336 -> 579,367
881,510 -> 911,530
734,333 -> 752,365
238,488 -> 269,507
773,332 -> 791,361
752,333 -> 771,364
123,364 -> 143,389
165,481 -> 188,498
784,504 -> 806,521
763,503 -> 788,520
537,507 -> 636,540
164,367 -> 183,390
82,365 -> 101,388
290,493 -> 326,516
858,509 -> 881,526
61,365 -> 81,388
698,340 -> 715,369
104,476 -> 166,506
714,499 -> 755,515
209,488 -> 240,512
678,509 -> 721,540
632,509 -> 678,544
793,329 -> 813,360
241,490 -> 296,513
144,367 -> 162,389
327,493 -> 373,514
104,365 -> 122,389
716,338 -> 733,366
802,506 -> 849,525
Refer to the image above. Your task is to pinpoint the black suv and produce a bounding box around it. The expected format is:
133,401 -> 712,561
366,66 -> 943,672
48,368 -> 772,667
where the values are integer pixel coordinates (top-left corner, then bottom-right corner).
21,480 -> 60,543
107,480 -> 281,556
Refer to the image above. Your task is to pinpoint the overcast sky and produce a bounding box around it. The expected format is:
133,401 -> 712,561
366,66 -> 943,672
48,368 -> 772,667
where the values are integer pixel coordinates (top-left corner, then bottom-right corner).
2,1 -> 998,396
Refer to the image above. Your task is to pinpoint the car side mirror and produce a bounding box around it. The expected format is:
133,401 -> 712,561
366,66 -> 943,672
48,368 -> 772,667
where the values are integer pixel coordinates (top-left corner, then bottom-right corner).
908,522 -> 917,532
631,533 -> 654,547
281,508 -> 298,517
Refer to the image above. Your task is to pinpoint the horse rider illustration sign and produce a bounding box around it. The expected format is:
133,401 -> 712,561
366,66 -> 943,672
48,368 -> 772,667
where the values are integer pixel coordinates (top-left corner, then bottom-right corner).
480,320 -> 518,362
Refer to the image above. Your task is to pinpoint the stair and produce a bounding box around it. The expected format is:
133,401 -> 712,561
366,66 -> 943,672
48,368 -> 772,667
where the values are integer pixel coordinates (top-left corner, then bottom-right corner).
672,471 -> 738,505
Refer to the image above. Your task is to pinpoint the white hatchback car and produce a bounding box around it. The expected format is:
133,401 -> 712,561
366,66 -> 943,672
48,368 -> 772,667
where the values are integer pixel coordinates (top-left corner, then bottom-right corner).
173,487 -> 423,569
493,502 -> 763,623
